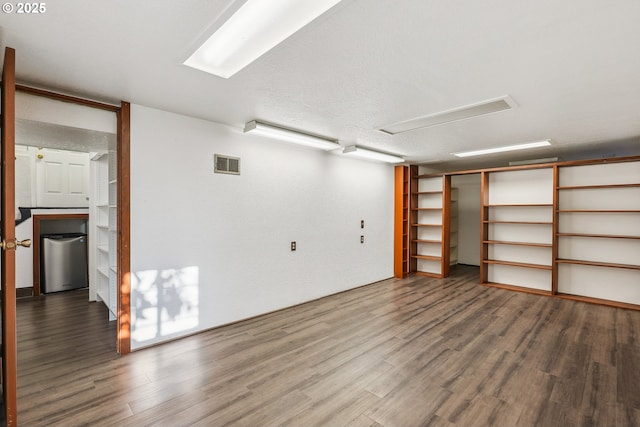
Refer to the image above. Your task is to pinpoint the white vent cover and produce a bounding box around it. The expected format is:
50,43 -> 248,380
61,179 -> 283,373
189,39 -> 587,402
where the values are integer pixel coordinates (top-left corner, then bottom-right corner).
214,154 -> 240,175
378,95 -> 517,135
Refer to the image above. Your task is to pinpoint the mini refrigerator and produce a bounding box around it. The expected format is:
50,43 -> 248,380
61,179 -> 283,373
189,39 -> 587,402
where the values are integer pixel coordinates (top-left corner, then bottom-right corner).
41,233 -> 88,293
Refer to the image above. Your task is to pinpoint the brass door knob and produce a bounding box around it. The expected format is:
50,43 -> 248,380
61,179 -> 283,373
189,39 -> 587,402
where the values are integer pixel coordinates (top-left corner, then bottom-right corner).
17,238 -> 31,248
0,238 -> 32,250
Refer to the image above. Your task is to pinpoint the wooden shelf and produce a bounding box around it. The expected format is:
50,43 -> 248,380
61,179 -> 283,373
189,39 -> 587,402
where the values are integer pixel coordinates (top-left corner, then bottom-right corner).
555,293 -> 640,311
557,209 -> 640,213
486,203 -> 553,207
415,191 -> 443,195
411,207 -> 442,211
482,281 -> 552,296
413,239 -> 442,244
557,183 -> 640,190
484,240 -> 552,248
483,220 -> 552,225
411,223 -> 442,227
483,259 -> 552,270
556,233 -> 640,240
412,255 -> 441,261
556,259 -> 640,271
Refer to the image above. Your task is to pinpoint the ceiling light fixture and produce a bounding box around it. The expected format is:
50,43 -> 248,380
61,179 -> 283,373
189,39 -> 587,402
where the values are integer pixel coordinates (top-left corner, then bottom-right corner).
378,95 -> 517,135
343,145 -> 404,163
452,140 -> 551,157
184,0 -> 343,78
243,120 -> 340,151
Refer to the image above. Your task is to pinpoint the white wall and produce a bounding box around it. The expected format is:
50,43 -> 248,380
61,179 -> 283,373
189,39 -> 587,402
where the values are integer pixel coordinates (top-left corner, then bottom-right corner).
452,174 -> 481,266
130,105 -> 394,349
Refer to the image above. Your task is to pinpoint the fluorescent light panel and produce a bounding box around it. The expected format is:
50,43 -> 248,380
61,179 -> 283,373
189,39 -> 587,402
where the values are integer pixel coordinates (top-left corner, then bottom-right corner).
244,120 -> 339,150
379,95 -> 516,135
453,140 -> 551,158
184,0 -> 342,78
343,145 -> 404,163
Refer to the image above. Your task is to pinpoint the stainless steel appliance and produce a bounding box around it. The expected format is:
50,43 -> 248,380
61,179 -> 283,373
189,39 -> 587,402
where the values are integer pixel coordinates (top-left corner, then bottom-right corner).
41,233 -> 88,293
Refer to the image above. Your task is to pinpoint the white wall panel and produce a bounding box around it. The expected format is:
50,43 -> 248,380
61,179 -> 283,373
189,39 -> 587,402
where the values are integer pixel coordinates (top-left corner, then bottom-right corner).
558,264 -> 640,305
488,264 -> 551,291
130,105 -> 394,349
558,161 -> 640,186
488,168 -> 553,205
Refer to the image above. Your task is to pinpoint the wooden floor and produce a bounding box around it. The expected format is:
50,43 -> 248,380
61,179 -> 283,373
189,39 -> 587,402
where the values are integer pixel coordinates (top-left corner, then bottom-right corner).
16,265 -> 640,426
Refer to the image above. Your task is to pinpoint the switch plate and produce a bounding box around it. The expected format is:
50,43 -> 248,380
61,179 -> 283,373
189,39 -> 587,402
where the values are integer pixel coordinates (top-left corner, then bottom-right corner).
361,220 -> 364,228
291,241 -> 296,251
360,236 -> 364,243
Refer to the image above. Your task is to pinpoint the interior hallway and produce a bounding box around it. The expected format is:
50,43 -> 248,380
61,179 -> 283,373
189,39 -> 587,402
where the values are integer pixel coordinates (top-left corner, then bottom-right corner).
16,266 -> 640,426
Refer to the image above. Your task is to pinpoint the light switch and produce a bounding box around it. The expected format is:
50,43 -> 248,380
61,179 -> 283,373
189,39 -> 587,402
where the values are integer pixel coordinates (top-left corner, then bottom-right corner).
291,241 -> 296,251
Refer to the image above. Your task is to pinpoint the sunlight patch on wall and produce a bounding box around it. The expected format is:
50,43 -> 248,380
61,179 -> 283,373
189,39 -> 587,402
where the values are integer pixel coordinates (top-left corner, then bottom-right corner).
131,266 -> 199,345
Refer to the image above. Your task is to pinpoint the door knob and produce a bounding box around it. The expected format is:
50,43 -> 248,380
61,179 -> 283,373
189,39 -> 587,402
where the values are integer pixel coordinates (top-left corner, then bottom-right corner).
17,238 -> 31,248
0,238 -> 32,250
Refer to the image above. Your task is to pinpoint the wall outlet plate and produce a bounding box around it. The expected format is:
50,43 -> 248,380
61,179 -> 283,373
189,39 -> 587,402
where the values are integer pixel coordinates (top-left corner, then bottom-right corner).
360,236 -> 364,243
291,241 -> 296,251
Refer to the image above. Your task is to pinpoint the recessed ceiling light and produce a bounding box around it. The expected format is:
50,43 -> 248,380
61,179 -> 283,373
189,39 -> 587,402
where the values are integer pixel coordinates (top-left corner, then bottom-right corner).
452,140 -> 551,157
184,0 -> 342,78
378,95 -> 516,135
343,145 -> 404,163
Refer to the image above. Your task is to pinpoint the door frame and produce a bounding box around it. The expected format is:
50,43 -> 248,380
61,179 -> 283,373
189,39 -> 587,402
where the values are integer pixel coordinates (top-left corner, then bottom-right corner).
15,84 -> 131,354
2,45 -> 19,427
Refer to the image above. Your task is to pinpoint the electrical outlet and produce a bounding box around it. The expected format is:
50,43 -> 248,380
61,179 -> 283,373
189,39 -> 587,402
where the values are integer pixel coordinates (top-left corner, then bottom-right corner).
291,241 -> 296,251
361,220 -> 364,229
360,236 -> 364,243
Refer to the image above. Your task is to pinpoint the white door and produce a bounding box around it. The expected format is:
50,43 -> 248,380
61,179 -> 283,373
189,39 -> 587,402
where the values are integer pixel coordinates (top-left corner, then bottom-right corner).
36,148 -> 90,207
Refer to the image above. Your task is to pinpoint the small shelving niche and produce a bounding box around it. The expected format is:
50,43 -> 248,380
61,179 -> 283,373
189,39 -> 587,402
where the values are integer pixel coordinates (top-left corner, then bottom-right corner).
556,160 -> 640,305
481,167 -> 554,292
411,172 -> 446,277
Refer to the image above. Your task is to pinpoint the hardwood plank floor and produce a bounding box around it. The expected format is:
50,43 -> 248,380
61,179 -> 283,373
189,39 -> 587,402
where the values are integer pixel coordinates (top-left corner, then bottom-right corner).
16,265 -> 640,426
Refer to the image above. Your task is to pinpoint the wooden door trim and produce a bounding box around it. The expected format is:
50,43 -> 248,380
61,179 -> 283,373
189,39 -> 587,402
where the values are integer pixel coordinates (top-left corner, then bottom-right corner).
14,84 -> 131,355
15,84 -> 120,112
1,46 -> 18,427
31,213 -> 89,296
117,102 -> 131,354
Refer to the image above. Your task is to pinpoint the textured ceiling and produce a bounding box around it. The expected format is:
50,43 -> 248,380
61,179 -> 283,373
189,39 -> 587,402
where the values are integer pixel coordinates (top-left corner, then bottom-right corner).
2,0 -> 640,170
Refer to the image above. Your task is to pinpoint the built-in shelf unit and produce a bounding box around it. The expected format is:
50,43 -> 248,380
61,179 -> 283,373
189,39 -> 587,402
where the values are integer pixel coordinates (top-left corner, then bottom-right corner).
449,188 -> 459,266
555,160 -> 640,306
481,167 -> 554,293
394,166 -> 410,277
408,167 -> 451,278
89,149 -> 118,320
393,155 -> 640,310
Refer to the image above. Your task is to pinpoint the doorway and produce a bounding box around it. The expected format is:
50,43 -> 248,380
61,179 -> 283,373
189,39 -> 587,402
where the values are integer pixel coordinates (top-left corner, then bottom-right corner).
13,85 -> 130,354
449,173 -> 482,272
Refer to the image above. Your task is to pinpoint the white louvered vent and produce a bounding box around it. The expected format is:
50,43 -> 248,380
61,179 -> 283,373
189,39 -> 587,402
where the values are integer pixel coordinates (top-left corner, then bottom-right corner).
214,154 -> 240,175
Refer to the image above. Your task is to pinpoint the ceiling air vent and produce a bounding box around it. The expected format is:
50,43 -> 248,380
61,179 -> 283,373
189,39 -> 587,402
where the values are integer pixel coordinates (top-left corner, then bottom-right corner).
214,154 -> 240,175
